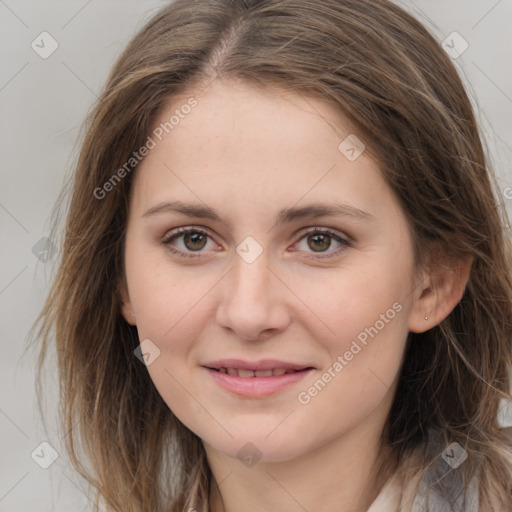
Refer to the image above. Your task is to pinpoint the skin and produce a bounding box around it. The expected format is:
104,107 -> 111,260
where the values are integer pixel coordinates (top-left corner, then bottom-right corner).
120,78 -> 471,512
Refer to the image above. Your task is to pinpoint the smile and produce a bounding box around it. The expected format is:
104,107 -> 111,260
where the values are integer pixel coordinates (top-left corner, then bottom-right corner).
210,367 -> 302,377
203,366 -> 314,397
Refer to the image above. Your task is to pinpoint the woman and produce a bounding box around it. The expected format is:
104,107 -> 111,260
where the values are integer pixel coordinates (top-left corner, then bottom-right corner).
34,0 -> 512,510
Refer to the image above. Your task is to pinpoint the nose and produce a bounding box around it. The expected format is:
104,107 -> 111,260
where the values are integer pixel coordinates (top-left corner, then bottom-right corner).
215,251 -> 291,341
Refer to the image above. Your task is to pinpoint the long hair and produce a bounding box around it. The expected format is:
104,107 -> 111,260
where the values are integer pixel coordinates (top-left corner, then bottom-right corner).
32,0 -> 512,510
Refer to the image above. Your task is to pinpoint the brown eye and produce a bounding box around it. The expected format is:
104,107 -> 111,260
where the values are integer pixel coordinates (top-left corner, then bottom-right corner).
307,233 -> 332,252
293,228 -> 352,259
183,231 -> 208,251
162,227 -> 216,258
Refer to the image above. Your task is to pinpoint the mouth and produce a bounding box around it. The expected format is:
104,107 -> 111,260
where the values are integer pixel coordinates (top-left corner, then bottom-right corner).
201,359 -> 315,397
206,367 -> 311,377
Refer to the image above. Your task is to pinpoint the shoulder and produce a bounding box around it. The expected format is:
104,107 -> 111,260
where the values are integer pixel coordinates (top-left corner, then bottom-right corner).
400,429 -> 479,512
371,427 -> 512,512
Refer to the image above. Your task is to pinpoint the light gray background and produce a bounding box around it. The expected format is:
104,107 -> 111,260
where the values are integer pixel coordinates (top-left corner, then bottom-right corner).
1,1 -> 511,510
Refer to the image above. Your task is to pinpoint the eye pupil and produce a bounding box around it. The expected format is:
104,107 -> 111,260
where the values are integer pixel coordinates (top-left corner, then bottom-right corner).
184,232 -> 207,251
308,233 -> 331,252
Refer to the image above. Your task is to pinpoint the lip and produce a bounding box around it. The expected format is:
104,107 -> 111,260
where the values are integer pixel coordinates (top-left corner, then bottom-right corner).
202,359 -> 315,398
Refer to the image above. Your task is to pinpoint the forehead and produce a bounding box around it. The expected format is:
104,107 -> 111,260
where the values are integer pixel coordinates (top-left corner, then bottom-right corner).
153,78 -> 357,155
129,78 -> 395,223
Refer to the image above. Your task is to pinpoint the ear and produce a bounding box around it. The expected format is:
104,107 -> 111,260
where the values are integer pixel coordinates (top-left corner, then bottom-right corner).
408,254 -> 473,333
119,279 -> 137,326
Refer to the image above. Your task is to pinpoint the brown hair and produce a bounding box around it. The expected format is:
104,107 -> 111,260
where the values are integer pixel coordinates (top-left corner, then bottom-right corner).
32,0 -> 512,510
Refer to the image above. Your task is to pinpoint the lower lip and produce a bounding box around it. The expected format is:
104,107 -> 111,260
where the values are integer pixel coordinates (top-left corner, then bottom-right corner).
204,367 -> 314,398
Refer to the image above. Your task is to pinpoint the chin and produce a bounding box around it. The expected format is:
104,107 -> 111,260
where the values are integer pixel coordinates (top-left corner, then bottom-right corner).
201,427 -> 312,465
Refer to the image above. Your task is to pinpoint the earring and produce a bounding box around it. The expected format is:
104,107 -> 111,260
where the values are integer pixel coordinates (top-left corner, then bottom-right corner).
424,315 -> 429,320
122,300 -> 136,318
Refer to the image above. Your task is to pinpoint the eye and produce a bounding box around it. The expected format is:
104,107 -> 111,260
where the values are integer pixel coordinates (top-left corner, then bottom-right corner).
161,227 -> 218,258
291,228 -> 352,259
161,226 -> 352,260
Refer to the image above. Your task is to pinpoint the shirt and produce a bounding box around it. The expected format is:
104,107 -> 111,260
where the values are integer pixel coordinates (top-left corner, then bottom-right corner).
367,429 -> 480,512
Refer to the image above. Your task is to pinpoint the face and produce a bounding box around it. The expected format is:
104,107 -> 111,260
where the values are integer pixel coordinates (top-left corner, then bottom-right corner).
121,78 -> 425,463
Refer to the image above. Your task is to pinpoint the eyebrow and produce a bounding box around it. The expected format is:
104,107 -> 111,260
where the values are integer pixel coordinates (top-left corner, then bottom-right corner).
142,200 -> 374,226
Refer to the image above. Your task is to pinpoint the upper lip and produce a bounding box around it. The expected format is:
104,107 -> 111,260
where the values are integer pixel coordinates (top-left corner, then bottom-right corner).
202,359 -> 313,371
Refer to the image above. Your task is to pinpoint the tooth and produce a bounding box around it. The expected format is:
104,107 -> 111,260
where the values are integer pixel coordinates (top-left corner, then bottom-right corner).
238,369 -> 256,378
227,368 -> 238,376
272,368 -> 286,376
219,368 -> 227,373
255,370 -> 273,377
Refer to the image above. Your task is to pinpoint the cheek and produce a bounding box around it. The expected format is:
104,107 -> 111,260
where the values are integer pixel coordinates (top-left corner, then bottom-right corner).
126,259 -> 218,431
286,259 -> 411,355
292,299 -> 410,454
288,259 -> 412,415
125,241 -> 216,343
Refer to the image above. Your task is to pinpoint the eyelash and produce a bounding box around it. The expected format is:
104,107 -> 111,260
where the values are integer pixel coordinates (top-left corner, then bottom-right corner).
161,226 -> 353,260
